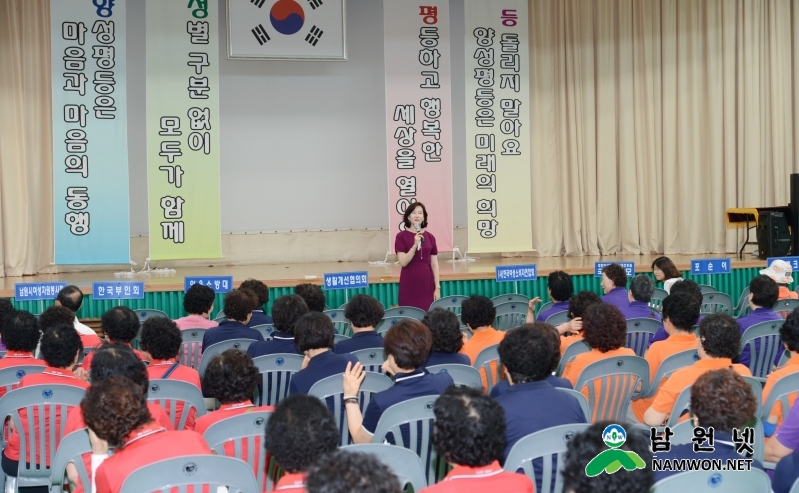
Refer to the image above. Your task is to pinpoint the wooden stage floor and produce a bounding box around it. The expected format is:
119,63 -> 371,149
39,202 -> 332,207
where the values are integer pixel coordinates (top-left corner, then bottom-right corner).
0,253 -> 770,296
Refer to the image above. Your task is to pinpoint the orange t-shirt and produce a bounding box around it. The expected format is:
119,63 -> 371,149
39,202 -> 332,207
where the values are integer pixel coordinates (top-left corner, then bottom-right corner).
562,347 -> 636,387
762,354 -> 799,424
778,287 -> 799,300
460,328 -> 505,390
560,333 -> 584,355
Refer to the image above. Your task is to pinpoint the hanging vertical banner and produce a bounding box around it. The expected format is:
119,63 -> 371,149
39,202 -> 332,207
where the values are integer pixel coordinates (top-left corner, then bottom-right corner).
464,0 -> 532,253
51,0 -> 130,264
384,0 -> 454,252
146,0 -> 222,260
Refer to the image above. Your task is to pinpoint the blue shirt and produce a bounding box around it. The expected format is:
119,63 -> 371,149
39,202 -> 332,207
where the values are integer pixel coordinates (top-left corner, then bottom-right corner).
489,375 -> 572,399
772,451 -> 799,493
652,431 -> 764,483
602,287 -> 630,312
202,320 -> 264,350
334,331 -> 384,354
246,331 -> 302,359
288,350 -> 358,395
619,301 -> 662,322
247,308 -> 274,327
537,301 -> 570,323
736,307 -> 784,368
425,352 -> 471,367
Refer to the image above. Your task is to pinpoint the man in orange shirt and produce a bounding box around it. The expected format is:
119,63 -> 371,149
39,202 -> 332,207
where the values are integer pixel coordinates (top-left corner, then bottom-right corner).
764,310 -> 799,435
631,292 -> 700,421
459,295 -> 504,390
643,314 -> 751,426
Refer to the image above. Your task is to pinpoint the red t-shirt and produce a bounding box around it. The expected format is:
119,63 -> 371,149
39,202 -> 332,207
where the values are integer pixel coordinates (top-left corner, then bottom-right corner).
80,334 -> 103,350
146,359 -> 202,431
420,461 -> 534,493
0,351 -> 46,398
81,344 -> 148,370
275,472 -> 306,492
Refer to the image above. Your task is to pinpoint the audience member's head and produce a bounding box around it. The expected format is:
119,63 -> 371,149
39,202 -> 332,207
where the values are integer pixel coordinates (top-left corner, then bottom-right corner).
294,312 -> 335,353
548,270 -> 574,303
40,324 -> 83,368
383,319 -> 432,372
661,292 -> 700,332
0,299 -> 14,325
749,274 -> 779,309
271,295 -> 309,335
562,421 -> 654,493
83,375 -> 151,448
1,310 -> 40,353
422,308 -> 463,355
691,369 -> 757,433
264,394 -> 338,474
651,256 -> 681,282
240,278 -> 270,308
629,275 -> 654,303
697,314 -> 741,359
760,259 -> 794,287
183,283 -> 215,317
202,349 -> 259,404
223,290 -> 258,324
568,290 -> 602,320
139,317 -> 182,361
460,295 -> 496,331
432,386 -> 506,468
601,264 -> 628,292
101,306 -> 140,344
669,278 -> 703,304
582,303 -> 627,353
294,283 -> 326,313
38,305 -> 76,332
56,285 -> 83,314
306,451 -> 401,493
89,344 -> 149,393
538,322 -> 563,374
782,309 -> 799,355
344,294 -> 384,330
499,324 -> 554,384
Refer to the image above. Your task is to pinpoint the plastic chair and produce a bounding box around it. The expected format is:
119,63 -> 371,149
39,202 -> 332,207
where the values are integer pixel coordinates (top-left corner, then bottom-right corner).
308,372 -> 393,446
473,344 -> 503,393
536,301 -> 554,316
557,340 -> 591,376
649,467 -> 770,493
429,295 -> 469,316
774,299 -> 799,318
777,351 -> 790,367
556,388 -> 591,421
135,309 -> 169,322
665,385 -> 693,427
700,292 -> 733,315
147,379 -> 206,431
0,365 -> 45,395
118,455 -> 259,493
251,353 -> 304,406
376,316 -> 416,336
743,376 -> 763,410
669,417 -> 765,465
342,443 -> 427,492
491,294 -> 530,306
503,423 -> 591,493
322,309 -> 352,336
740,320 -> 785,381
48,429 -> 109,493
545,311 -> 570,326
734,287 -> 751,318
789,475 -> 799,493
0,384 -> 86,489
625,318 -> 662,357
180,328 -> 207,370
426,364 -> 482,389
642,350 -> 698,399
383,306 -> 426,321
338,302 -> 348,310
213,311 -> 227,322
494,301 -> 528,331
198,338 -> 256,378
250,324 -> 274,340
352,347 -> 386,374
649,288 -> 668,312
334,333 -> 350,344
573,356 -> 649,423
202,410 -> 273,492
698,284 -> 718,294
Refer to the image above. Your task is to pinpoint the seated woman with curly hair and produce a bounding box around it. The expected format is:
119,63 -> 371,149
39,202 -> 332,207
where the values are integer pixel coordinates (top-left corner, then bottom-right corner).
84,375 -> 212,493
422,308 -> 470,367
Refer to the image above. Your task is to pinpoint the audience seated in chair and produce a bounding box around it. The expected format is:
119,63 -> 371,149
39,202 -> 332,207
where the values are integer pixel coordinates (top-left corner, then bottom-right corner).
294,283 -> 326,313
459,295 -> 503,389
289,312 -> 358,395
651,279 -> 704,343
420,386 -> 534,492
736,275 -> 782,368
173,283 -> 218,330
763,308 -> 799,436
264,394 -> 339,492
201,290 -> 264,350
0,311 -> 44,398
600,264 -> 629,312
422,308 -> 470,366
526,270 -> 573,323
82,307 -> 148,370
247,295 -> 309,359
622,275 -> 662,322
55,285 -> 96,339
334,294 -> 384,354
557,291 -> 601,355
306,450 -> 401,493
761,260 -> 799,301
240,278 -> 274,327
0,298 -> 14,351
40,305 -> 102,350
766,383 -> 799,464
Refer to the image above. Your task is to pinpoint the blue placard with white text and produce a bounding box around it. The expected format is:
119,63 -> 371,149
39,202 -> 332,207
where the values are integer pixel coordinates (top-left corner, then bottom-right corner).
767,257 -> 799,271
323,271 -> 369,290
184,276 -> 233,293
690,258 -> 731,275
595,262 -> 635,278
92,281 -> 145,300
496,264 -> 537,282
14,282 -> 68,301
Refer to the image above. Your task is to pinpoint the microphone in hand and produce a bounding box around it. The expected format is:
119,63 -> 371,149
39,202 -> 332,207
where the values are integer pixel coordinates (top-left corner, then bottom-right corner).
414,223 -> 425,244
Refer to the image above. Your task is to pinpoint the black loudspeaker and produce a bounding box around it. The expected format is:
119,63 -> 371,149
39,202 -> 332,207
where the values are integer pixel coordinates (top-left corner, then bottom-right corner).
757,211 -> 792,258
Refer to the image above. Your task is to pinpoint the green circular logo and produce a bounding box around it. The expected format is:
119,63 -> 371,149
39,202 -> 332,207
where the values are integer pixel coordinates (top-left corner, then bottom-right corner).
602,424 -> 627,448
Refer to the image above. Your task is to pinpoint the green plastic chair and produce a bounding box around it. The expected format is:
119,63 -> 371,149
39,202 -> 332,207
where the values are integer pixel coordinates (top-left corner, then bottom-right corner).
740,320 -> 785,381
573,356 -> 649,423
198,338 -> 256,378
557,340 -> 591,376
492,294 -> 530,306
494,301 -> 528,331
135,309 -> 169,322
774,299 -> 799,317
118,455 -> 258,493
700,292 -> 733,315
426,364 -> 482,389
147,379 -> 206,431
545,311 -> 571,326
429,296 -> 469,316
202,410 -> 272,492
649,288 -> 668,312
352,347 -> 386,374
342,443 -> 427,492
642,350 -> 698,399
322,309 -> 352,336
251,353 -> 304,407
698,284 -> 718,294
625,318 -> 663,357
649,466 -> 770,493
473,344 -> 503,393
383,306 -> 426,321
734,287 -> 751,318
179,328 -> 207,370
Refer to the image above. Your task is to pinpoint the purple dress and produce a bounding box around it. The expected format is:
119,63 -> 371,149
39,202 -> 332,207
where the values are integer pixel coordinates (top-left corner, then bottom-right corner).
396,229 -> 438,310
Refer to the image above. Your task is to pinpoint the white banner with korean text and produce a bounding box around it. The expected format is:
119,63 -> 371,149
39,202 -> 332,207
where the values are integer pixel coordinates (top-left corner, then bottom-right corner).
464,0 -> 532,253
384,0 -> 454,252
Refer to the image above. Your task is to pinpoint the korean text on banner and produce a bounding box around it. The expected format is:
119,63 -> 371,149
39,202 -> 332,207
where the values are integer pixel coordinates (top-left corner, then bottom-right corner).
146,0 -> 222,260
384,1 -> 453,252
464,0 -> 532,253
51,0 -> 130,264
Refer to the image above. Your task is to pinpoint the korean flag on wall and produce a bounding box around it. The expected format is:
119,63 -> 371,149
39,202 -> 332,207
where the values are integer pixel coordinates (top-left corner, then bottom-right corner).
227,0 -> 346,60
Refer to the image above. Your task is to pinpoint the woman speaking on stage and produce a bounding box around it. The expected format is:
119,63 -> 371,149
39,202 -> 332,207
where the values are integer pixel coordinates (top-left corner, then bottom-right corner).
395,202 -> 440,311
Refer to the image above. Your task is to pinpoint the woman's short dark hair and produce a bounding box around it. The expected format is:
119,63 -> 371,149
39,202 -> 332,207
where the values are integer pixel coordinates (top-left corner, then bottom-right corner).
202,349 -> 260,404
401,202 -> 428,228
568,291 -> 601,319
432,386 -> 506,467
548,271 -> 574,302
749,275 -> 779,308
422,308 -> 463,354
661,292 -> 700,331
101,306 -> 140,343
652,256 -> 681,280
223,290 -> 258,322
0,299 -> 16,325
271,295 -> 309,335
498,324 -> 553,384
294,312 -> 335,352
294,284 -> 326,313
344,295 -> 384,329
460,295 -> 496,330
698,314 -> 742,359
691,369 -> 757,432
264,394 -> 339,473
82,375 -> 152,448
239,279 -> 270,306
1,310 -> 40,353
670,279 -> 703,304
582,303 -> 627,352
602,264 -> 628,288
89,344 -> 149,393
40,324 -> 83,368
139,317 -> 182,360
306,451 -> 402,493
38,306 -> 76,332
383,319 -> 432,370
781,308 -> 799,353
183,284 -> 215,315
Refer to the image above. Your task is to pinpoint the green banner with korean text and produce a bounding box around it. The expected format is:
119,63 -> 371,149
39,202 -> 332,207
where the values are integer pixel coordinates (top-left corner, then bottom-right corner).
146,0 -> 222,260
